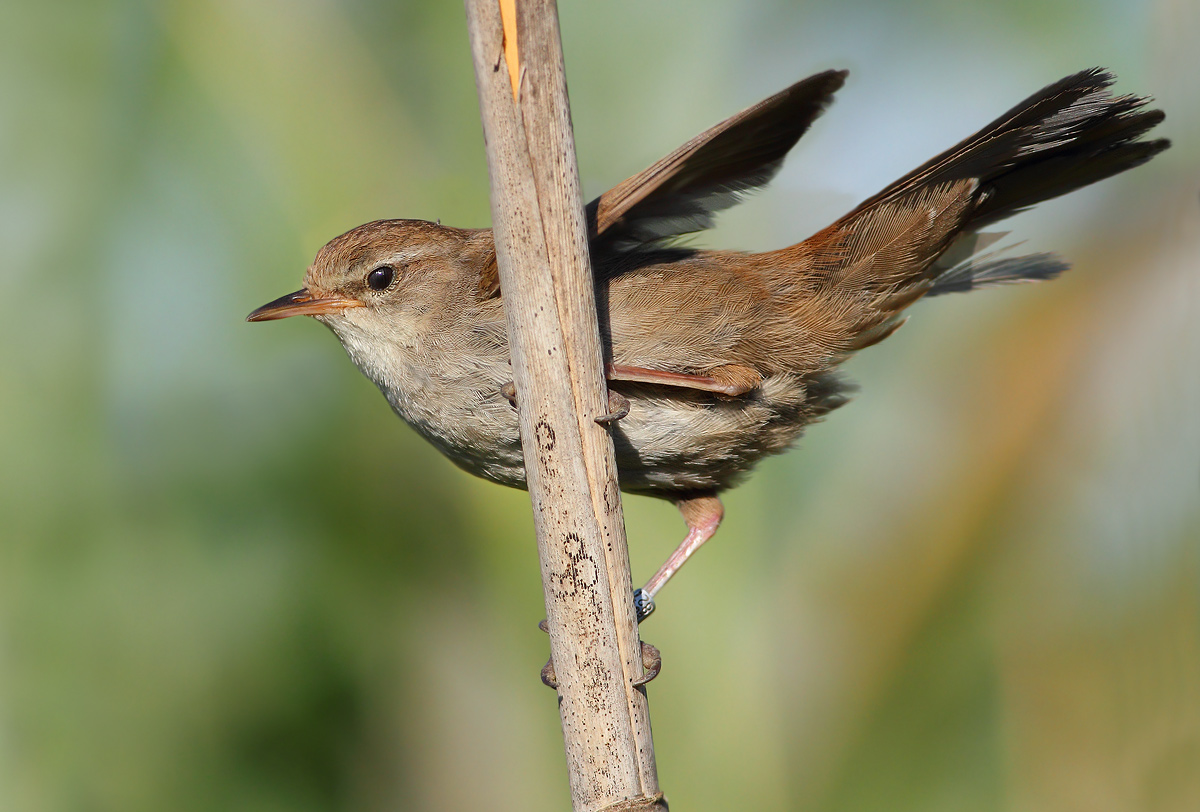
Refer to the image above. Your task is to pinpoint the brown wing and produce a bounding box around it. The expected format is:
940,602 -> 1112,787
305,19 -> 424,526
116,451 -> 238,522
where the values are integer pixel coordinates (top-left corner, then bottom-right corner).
476,71 -> 846,302
582,71 -> 848,394
587,70 -> 847,251
597,252 -> 779,393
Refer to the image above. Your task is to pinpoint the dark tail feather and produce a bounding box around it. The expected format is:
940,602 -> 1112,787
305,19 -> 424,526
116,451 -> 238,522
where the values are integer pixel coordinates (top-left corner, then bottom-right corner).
929,253 -> 1069,296
785,70 -> 1165,367
849,68 -> 1170,230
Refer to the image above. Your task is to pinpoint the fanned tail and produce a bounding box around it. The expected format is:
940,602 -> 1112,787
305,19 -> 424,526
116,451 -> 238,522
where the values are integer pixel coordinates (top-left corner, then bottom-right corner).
783,68 -> 1168,364
848,67 -> 1170,232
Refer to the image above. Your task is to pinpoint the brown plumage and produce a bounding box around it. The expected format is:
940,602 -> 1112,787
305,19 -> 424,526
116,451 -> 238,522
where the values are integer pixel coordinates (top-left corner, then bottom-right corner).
249,68 -> 1168,619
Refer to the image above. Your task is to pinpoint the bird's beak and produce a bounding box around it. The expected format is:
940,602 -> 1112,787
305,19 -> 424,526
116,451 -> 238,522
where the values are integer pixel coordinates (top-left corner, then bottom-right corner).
246,288 -> 364,322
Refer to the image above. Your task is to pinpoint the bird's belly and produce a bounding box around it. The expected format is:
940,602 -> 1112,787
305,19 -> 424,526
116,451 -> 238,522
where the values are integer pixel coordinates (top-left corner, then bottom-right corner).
610,374 -> 810,495
404,396 -> 528,489
395,374 -> 811,498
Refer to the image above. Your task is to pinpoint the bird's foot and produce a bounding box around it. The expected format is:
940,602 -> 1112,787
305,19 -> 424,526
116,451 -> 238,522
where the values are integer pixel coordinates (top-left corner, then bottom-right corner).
633,641 -> 661,687
595,390 -> 630,425
501,381 -> 517,408
504,384 -> 627,426
538,618 -> 661,689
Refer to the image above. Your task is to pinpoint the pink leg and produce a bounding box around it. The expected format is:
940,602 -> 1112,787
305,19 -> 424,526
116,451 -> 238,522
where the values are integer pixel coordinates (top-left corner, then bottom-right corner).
635,494 -> 723,620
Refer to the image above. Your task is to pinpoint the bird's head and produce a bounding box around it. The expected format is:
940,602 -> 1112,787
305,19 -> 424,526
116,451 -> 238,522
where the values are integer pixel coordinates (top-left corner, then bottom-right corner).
247,219 -> 495,335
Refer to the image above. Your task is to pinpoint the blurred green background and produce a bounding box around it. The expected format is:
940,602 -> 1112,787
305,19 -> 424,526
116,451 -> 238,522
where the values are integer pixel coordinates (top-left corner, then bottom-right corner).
2,0 -> 1197,810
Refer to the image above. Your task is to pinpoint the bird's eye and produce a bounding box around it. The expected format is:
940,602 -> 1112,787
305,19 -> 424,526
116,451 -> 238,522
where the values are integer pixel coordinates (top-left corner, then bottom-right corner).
366,266 -> 394,291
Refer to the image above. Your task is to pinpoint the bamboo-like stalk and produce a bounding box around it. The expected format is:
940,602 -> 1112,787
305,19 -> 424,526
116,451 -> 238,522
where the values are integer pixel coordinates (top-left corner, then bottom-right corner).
464,1 -> 664,810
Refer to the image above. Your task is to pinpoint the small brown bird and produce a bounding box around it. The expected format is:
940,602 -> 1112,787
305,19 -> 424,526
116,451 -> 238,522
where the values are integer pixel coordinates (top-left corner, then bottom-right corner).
249,68 -> 1167,620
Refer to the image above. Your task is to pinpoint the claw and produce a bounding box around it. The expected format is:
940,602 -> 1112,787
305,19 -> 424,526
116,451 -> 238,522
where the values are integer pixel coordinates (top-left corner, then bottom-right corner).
632,641 -> 661,686
538,619 -> 558,688
595,390 -> 630,425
